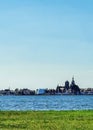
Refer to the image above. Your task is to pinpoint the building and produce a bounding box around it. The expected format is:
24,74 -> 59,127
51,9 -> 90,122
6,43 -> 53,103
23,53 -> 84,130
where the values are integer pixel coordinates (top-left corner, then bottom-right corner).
36,89 -> 46,95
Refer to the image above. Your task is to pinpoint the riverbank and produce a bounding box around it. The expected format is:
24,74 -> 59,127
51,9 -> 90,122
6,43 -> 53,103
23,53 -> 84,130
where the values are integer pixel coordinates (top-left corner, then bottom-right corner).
0,110 -> 93,130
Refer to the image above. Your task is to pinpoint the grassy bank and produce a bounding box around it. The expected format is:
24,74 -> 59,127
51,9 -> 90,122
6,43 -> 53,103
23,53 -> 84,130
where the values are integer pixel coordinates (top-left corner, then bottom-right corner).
0,110 -> 93,130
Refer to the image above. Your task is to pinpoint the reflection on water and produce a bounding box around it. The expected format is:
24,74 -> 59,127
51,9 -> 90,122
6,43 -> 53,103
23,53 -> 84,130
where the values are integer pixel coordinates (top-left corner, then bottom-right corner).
0,95 -> 93,110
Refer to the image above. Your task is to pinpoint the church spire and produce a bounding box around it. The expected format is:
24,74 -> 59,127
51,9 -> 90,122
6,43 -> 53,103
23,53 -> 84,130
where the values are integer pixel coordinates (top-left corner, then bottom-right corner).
71,76 -> 75,85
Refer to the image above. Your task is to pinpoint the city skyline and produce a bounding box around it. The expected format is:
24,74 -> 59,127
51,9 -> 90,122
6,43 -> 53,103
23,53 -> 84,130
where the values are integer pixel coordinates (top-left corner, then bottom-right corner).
0,0 -> 93,89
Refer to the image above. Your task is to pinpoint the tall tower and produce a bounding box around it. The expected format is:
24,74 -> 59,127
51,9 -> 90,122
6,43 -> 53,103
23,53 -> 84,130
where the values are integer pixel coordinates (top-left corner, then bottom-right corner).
71,76 -> 75,85
65,81 -> 69,90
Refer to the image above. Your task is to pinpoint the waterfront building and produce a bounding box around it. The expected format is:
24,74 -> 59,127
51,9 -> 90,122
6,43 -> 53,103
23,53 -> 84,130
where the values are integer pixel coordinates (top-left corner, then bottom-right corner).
65,80 -> 69,90
70,77 -> 80,95
36,89 -> 46,95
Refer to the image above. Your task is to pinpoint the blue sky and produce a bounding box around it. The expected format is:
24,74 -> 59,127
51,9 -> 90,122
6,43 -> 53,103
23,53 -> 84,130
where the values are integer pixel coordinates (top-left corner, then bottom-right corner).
0,0 -> 93,89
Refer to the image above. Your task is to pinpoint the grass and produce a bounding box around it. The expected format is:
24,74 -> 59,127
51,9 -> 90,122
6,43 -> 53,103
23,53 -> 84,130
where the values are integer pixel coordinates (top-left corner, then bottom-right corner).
0,110 -> 93,130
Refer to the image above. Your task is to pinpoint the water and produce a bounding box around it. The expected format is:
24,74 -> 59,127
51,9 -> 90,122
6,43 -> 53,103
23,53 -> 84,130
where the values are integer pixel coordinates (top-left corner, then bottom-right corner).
0,95 -> 93,111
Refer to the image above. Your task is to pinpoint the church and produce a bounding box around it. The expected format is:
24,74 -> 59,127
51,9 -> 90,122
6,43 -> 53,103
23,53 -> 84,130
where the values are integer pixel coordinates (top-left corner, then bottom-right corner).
56,77 -> 80,95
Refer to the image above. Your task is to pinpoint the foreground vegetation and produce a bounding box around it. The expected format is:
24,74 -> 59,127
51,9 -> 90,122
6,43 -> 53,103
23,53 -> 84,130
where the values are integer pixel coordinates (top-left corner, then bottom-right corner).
0,110 -> 93,130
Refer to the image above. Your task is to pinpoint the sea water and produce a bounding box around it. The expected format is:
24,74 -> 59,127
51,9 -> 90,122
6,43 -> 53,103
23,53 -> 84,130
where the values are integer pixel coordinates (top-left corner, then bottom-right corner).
0,95 -> 93,110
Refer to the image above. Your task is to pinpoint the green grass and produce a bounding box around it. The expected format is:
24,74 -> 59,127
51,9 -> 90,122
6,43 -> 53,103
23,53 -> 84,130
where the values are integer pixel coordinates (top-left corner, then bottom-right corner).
0,110 -> 93,130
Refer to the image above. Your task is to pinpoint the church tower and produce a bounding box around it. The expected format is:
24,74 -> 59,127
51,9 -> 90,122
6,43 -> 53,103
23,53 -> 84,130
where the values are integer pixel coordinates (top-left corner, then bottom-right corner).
71,76 -> 75,85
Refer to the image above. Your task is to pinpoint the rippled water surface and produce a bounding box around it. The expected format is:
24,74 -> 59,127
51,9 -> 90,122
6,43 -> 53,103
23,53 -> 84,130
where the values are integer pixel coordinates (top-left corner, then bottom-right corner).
0,95 -> 93,110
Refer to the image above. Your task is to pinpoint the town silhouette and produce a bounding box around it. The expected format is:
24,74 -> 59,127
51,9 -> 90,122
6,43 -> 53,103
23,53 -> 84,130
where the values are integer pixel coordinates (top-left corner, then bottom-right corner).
0,77 -> 93,95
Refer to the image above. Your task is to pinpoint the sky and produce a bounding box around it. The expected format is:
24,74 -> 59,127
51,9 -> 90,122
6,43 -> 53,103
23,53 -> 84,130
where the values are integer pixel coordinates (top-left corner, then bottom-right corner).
0,0 -> 93,90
